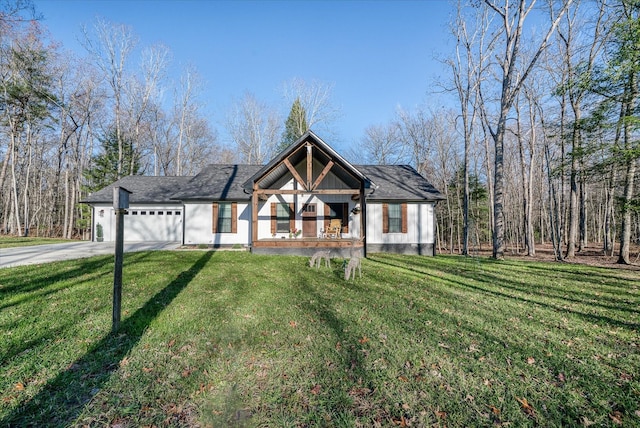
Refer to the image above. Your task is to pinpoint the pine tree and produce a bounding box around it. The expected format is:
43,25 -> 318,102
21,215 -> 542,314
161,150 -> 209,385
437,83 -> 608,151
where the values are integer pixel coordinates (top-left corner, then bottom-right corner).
277,98 -> 308,153
84,130 -> 140,193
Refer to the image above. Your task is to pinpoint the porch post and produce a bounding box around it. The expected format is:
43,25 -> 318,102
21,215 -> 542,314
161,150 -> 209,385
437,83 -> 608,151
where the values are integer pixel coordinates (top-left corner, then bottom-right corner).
251,184 -> 259,245
360,182 -> 367,258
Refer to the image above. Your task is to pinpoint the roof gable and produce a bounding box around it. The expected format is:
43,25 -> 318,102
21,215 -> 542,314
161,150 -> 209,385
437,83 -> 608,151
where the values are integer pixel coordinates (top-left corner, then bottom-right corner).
242,130 -> 372,191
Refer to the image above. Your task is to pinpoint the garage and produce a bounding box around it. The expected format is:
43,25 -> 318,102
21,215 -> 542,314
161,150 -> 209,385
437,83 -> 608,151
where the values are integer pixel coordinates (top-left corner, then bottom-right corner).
84,176 -> 193,243
110,207 -> 182,241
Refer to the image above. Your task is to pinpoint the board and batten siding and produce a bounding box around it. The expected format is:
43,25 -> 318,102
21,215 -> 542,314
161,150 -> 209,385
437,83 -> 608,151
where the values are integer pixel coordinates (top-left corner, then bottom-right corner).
183,202 -> 251,246
366,202 -> 435,250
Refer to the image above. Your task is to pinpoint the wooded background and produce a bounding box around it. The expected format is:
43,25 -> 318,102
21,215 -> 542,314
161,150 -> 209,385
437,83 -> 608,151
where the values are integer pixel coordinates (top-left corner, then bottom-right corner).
1,0 -> 638,263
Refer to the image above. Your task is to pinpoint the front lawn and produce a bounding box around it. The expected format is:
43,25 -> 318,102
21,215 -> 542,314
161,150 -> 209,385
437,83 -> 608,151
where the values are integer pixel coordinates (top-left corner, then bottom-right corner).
0,235 -> 74,248
1,251 -> 638,427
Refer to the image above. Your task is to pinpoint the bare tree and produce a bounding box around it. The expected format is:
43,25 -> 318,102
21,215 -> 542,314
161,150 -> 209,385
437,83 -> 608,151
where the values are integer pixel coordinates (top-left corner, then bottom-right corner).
395,106 -> 432,176
82,19 -> 137,179
282,77 -> 340,137
445,0 -> 491,255
172,65 -> 204,175
359,123 -> 404,165
225,92 -> 281,164
554,0 -> 608,258
123,44 -> 169,177
481,0 -> 573,258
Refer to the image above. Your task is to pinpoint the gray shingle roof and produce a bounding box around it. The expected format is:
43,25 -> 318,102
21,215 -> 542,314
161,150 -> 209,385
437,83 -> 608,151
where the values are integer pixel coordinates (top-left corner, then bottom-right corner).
172,164 -> 260,201
357,165 -> 445,201
83,165 -> 443,204
83,176 -> 192,204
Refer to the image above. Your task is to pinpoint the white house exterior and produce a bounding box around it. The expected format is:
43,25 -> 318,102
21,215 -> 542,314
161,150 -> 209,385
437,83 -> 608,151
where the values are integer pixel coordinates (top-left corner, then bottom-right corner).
84,131 -> 444,256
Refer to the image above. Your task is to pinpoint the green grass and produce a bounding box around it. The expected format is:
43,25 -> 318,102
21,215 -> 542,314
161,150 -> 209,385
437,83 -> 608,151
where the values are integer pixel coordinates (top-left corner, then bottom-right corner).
1,251 -> 638,427
0,235 -> 73,248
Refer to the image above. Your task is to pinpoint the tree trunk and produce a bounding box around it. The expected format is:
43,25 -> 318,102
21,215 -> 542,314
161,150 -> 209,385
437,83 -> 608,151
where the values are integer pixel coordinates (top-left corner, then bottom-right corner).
617,73 -> 638,264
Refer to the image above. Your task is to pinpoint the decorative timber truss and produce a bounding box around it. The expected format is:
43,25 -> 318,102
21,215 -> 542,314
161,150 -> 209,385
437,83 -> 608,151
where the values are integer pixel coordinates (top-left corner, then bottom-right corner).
243,131 -> 372,249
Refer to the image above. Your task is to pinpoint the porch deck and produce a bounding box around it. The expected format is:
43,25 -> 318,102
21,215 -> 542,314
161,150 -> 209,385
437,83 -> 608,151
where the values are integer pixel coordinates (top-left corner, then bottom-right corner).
251,237 -> 364,257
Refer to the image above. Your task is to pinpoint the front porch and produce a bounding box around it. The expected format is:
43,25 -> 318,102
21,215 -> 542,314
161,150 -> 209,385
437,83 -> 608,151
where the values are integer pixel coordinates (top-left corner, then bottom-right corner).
251,237 -> 364,257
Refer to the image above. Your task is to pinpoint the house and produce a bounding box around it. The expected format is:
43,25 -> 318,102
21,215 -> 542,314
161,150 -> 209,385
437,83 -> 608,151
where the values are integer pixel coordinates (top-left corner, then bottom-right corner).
84,131 -> 444,256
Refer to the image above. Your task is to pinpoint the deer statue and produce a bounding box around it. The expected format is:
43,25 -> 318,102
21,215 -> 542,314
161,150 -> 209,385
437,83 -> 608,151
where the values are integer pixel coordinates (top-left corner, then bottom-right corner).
344,236 -> 365,280
309,250 -> 331,268
344,256 -> 362,280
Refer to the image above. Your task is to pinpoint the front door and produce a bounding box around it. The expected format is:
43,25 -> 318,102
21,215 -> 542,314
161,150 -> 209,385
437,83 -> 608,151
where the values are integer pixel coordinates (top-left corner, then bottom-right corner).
302,203 -> 317,237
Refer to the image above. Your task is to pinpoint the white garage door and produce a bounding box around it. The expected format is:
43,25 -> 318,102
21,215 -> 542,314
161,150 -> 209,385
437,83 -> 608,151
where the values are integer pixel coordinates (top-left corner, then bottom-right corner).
112,208 -> 182,241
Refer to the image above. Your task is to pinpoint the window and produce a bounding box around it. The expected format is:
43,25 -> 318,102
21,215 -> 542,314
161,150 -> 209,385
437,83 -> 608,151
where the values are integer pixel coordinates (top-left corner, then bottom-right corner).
387,204 -> 401,233
149,211 -> 155,215
271,202 -> 294,234
158,211 -> 164,215
212,202 -> 237,233
383,203 -> 407,234
132,211 -> 138,215
276,204 -> 291,233
218,203 -> 232,233
166,211 -> 172,215
141,211 -> 147,215
175,211 -> 181,215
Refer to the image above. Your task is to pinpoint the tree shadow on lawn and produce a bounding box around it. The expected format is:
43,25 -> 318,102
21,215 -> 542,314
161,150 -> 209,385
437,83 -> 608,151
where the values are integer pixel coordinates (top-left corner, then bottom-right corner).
1,250 -> 214,427
367,255 -> 640,331
0,255 -> 115,305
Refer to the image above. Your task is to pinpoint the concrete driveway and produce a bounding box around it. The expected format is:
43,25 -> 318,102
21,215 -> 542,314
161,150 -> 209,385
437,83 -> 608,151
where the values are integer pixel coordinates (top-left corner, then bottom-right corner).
0,241 -> 180,268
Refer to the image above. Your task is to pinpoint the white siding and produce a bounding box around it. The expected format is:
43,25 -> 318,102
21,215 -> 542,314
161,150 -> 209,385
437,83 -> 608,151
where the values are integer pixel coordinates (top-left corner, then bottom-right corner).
92,204 -> 182,242
366,202 -> 435,245
183,202 -> 251,246
257,194 -> 358,239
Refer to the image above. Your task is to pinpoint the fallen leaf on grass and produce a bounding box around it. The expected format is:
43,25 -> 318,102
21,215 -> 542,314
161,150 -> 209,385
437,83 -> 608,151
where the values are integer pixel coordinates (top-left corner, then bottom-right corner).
349,387 -> 371,397
142,367 -> 153,373
167,339 -> 176,348
14,382 -> 24,391
289,320 -> 297,328
609,411 -> 623,425
358,336 -> 369,344
489,405 -> 500,415
393,415 -> 408,427
516,397 -> 535,418
526,357 -> 536,365
635,410 -> 640,418
310,384 -> 321,395
436,410 -> 447,419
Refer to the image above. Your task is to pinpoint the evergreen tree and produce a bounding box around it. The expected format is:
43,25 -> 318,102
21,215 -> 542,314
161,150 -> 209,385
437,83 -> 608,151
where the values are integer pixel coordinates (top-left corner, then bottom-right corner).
277,98 -> 308,153
583,1 -> 640,264
84,129 -> 141,192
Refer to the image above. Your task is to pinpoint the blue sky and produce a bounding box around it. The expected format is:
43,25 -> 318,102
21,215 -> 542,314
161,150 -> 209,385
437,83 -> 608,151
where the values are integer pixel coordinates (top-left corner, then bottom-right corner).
34,0 -> 455,152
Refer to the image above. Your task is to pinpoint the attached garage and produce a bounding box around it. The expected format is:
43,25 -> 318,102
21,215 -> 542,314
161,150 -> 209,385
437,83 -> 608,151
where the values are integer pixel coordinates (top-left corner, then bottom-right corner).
112,207 -> 182,241
84,176 -> 192,243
